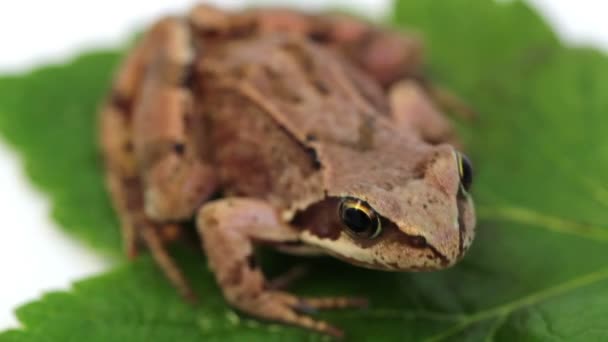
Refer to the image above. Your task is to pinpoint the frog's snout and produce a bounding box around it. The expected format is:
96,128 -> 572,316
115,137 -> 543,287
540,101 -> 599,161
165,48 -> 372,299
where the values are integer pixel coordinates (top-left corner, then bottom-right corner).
419,145 -> 477,262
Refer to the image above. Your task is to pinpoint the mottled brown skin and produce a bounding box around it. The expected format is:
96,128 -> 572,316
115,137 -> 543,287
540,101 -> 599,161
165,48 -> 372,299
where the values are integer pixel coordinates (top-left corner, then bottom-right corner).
99,4 -> 476,337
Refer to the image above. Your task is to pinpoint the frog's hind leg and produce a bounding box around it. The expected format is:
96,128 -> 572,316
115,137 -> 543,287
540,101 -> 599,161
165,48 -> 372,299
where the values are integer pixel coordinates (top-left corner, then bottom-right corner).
130,18 -> 218,223
99,17 -> 213,301
389,80 -> 462,147
313,15 -> 475,121
101,92 -> 197,301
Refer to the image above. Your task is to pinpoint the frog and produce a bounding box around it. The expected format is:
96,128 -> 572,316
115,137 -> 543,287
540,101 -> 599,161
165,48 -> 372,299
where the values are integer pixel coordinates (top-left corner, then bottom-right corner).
99,4 -> 476,338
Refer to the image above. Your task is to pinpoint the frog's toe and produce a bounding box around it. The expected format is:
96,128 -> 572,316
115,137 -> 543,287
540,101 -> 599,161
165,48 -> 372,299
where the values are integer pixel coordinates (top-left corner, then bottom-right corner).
298,296 -> 369,310
243,291 -> 344,338
281,309 -> 343,338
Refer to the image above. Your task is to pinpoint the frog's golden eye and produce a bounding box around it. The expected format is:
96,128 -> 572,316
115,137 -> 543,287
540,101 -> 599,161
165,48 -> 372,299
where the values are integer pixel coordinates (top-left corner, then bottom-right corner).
457,152 -> 474,192
338,198 -> 382,239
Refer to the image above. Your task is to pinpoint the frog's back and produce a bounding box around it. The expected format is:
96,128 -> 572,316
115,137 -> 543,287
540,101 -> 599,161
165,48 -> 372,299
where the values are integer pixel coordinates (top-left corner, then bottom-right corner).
196,34 -> 390,212
202,35 -> 389,140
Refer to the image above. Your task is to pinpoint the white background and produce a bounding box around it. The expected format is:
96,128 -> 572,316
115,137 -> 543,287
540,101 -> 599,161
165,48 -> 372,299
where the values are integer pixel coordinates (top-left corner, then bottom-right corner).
1,0 -> 607,331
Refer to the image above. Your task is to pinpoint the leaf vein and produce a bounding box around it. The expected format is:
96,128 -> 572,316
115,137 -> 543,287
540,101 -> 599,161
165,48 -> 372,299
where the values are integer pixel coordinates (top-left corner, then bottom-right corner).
478,205 -> 608,242
423,267 -> 608,341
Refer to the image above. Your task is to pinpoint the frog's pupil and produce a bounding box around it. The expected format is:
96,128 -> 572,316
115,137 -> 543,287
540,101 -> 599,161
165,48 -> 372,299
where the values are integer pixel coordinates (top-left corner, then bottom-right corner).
460,154 -> 474,191
343,207 -> 372,233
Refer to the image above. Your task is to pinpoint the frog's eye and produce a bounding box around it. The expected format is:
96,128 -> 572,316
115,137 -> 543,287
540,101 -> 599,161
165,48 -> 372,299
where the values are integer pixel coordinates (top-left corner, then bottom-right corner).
338,198 -> 382,239
457,152 -> 474,192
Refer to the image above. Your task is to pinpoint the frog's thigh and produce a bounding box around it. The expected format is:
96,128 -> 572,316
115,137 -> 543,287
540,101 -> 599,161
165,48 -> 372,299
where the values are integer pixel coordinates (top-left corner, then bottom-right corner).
100,14 -> 167,257
196,198 -> 364,337
100,18 -> 199,301
100,18 -> 166,256
100,103 -> 138,257
101,122 -> 196,300
131,17 -> 218,222
389,80 -> 460,146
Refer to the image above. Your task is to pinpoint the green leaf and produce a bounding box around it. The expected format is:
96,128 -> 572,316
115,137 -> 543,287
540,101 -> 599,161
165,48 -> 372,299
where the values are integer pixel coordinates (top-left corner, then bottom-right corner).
2,0 -> 608,340
0,51 -> 123,256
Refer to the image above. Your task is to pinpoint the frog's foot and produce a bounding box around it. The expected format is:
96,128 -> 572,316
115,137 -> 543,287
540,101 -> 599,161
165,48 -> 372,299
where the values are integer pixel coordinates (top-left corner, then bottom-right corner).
239,291 -> 347,338
197,198 -> 364,337
246,293 -> 367,338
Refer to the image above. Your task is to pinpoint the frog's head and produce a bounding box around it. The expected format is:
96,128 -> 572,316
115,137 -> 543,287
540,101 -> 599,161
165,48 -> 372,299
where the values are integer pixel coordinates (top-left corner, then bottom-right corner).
299,141 -> 475,271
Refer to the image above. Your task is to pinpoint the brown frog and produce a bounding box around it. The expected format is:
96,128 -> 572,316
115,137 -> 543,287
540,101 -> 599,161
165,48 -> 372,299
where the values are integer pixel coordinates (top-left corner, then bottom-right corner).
99,4 -> 476,337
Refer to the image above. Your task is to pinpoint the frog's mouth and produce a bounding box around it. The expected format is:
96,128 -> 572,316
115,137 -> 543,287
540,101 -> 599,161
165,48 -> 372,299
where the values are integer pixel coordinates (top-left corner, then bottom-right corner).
456,196 -> 466,257
456,191 -> 475,259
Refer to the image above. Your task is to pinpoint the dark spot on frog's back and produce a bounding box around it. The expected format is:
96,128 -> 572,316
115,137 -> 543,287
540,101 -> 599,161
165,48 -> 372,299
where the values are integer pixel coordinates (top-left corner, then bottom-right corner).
262,65 -> 303,104
110,91 -> 132,114
313,79 -> 330,95
356,117 -> 375,151
280,41 -> 331,96
246,254 -> 258,269
180,62 -> 196,89
309,30 -> 330,43
123,141 -> 134,153
379,181 -> 394,191
281,42 -> 314,71
262,65 -> 280,80
411,154 -> 437,182
305,133 -> 317,142
173,143 -> 186,155
305,147 -> 322,170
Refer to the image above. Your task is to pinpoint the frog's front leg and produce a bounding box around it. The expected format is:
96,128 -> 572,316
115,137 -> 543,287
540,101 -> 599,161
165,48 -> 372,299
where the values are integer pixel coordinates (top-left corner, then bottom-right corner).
197,198 -> 366,338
